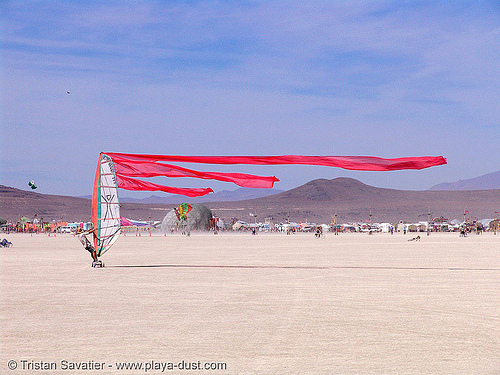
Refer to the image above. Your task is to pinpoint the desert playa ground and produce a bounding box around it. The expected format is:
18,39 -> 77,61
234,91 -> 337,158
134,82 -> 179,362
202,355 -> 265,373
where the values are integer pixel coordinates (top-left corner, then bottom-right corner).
1,232 -> 499,374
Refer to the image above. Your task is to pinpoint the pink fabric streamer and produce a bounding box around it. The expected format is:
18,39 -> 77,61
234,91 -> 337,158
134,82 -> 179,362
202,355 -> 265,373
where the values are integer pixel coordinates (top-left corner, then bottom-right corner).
113,159 -> 279,188
116,174 -> 213,197
107,153 -> 447,171
107,152 -> 446,197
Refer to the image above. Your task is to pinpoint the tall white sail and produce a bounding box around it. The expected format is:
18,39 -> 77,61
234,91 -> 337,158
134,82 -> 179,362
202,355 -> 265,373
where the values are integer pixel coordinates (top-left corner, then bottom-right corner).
92,153 -> 121,256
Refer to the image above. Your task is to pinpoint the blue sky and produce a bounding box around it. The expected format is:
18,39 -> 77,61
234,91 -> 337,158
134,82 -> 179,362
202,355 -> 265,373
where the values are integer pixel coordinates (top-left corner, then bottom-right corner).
1,1 -> 499,197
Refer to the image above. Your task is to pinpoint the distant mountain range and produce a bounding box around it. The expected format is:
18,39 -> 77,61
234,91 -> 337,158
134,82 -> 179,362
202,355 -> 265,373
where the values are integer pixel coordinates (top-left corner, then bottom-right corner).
429,171 -> 500,191
3,178 -> 499,223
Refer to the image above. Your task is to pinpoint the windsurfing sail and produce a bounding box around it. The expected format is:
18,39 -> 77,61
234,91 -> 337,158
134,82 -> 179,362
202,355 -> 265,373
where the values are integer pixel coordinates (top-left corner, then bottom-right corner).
92,153 -> 121,256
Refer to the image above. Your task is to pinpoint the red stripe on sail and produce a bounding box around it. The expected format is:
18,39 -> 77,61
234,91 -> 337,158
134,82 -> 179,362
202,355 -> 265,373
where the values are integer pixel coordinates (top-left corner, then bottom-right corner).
91,153 -> 101,250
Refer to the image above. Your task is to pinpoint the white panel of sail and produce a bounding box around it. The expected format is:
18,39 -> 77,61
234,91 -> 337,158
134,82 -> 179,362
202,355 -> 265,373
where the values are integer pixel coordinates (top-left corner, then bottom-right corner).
94,153 -> 121,256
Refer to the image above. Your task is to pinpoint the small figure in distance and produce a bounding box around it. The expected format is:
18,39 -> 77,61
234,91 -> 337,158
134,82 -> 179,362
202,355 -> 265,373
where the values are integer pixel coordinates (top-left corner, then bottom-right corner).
1,238 -> 13,247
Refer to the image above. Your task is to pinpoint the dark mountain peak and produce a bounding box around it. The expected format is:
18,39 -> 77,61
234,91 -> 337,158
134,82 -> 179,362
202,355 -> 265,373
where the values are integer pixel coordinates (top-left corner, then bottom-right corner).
307,177 -> 369,188
273,177 -> 374,202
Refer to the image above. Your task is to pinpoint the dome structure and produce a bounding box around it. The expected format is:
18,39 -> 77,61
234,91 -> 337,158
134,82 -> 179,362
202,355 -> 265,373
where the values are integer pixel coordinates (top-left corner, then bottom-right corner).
161,203 -> 213,232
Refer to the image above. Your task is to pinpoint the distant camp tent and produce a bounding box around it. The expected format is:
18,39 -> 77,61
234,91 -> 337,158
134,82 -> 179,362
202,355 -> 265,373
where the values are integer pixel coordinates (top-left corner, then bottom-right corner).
379,223 -> 393,233
407,224 -> 426,232
396,222 -> 406,232
232,221 -> 248,231
478,219 -> 494,230
0,217 -> 7,226
488,219 -> 500,232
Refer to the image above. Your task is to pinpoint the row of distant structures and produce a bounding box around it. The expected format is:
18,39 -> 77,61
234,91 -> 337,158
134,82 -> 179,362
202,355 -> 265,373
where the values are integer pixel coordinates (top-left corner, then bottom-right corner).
230,218 -> 499,233
2,204 -> 499,234
4,218 -> 498,234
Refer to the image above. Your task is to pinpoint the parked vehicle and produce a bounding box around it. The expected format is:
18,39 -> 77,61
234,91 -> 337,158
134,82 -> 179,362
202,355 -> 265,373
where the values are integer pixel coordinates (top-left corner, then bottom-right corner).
59,226 -> 73,233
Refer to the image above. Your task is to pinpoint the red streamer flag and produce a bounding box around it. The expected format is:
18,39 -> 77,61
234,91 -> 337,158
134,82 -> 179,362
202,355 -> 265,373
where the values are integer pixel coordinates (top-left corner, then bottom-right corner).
116,174 -> 213,197
113,159 -> 279,188
107,153 -> 447,171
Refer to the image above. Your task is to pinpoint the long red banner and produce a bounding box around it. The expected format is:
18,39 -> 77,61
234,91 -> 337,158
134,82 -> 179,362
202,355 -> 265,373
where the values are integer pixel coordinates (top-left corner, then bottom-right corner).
107,153 -> 447,171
